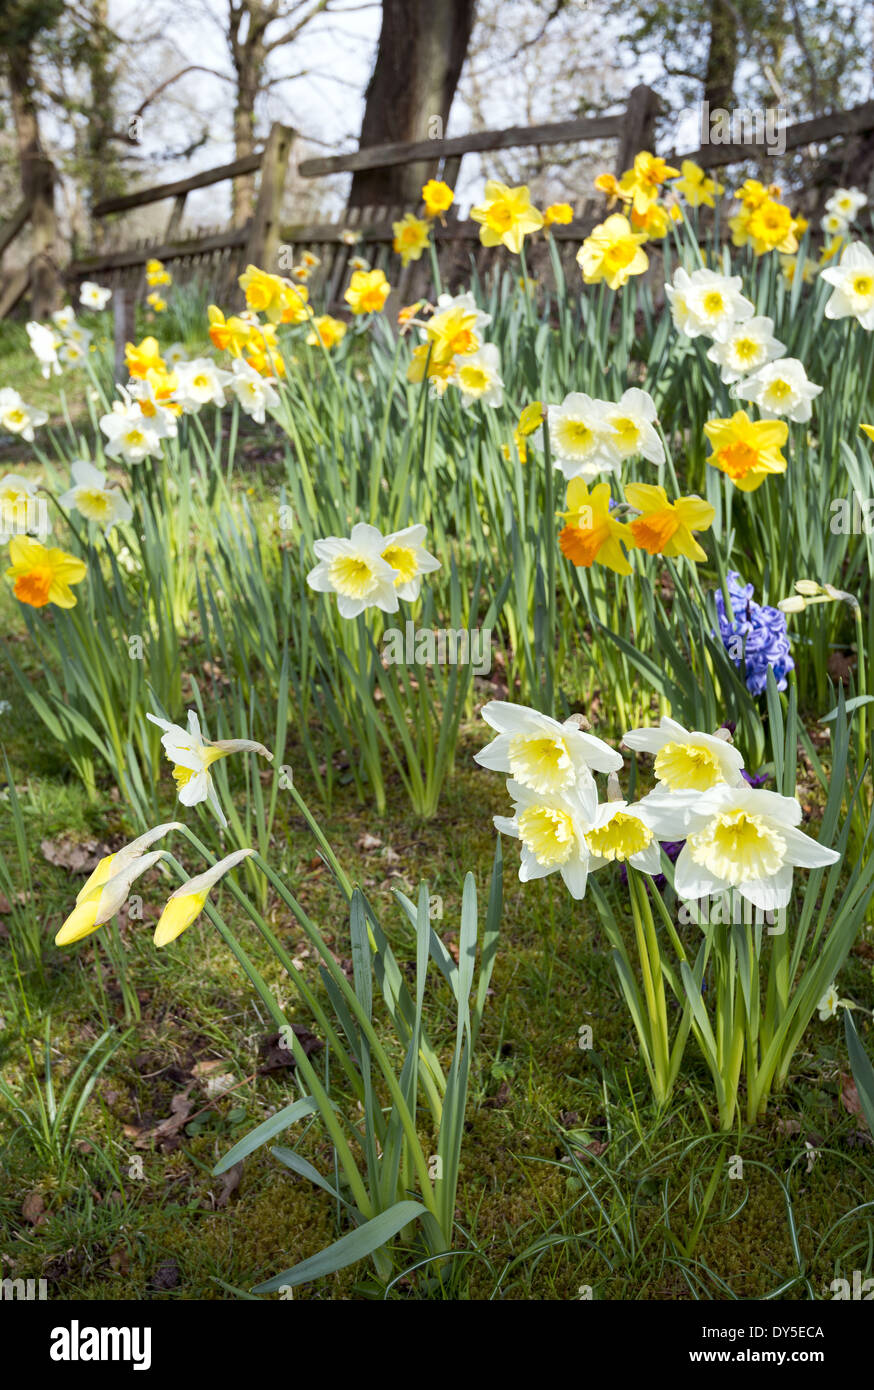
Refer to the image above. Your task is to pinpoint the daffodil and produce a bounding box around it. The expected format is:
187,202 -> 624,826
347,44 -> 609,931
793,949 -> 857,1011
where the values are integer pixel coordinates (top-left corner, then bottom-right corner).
630,200 -> 674,240
576,214 -> 648,290
662,784 -> 841,912
470,180 -> 543,254
422,179 -> 454,219
79,281 -> 112,310
145,258 -> 172,287
125,336 -> 165,379
59,460 -> 132,533
0,388 -> 47,442
593,172 -> 631,208
278,281 -> 311,325
665,267 -> 754,340
618,152 -> 679,214
146,291 -> 167,312
452,344 -> 504,408
345,268 -> 391,315
239,264 -> 286,321
536,393 -> 620,480
603,388 -> 664,464
306,315 -> 347,349
861,424 -> 874,443
704,410 -> 788,491
584,799 -> 662,874
5,535 -> 86,608
379,524 -> 440,601
744,199 -> 798,255
820,241 -> 874,329
543,202 -> 573,228
147,709 -> 272,828
558,479 -> 632,575
229,358 -> 280,423
392,213 -> 431,265
26,321 -> 61,377
779,253 -> 817,286
675,160 -> 723,208
55,836 -> 172,946
622,716 -> 747,838
172,358 -> 233,413
705,316 -> 785,384
493,778 -> 600,899
625,483 -> 714,562
0,473 -> 48,542
817,983 -> 843,1022
825,187 -> 867,222
425,292 -> 490,359
474,701 -> 622,794
207,305 -> 252,356
733,358 -> 823,423
306,522 -> 402,618
154,849 -> 254,947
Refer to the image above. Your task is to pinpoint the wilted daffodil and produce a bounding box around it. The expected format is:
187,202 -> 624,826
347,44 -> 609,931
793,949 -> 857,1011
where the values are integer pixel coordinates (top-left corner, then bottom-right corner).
576,215 -> 648,290
147,709 -> 273,828
471,180 -> 543,254
55,823 -> 181,946
558,479 -> 632,575
345,268 -> 391,315
154,849 -> 254,947
704,410 -> 788,491
392,213 -> 431,265
625,484 -> 715,562
5,536 -> 86,608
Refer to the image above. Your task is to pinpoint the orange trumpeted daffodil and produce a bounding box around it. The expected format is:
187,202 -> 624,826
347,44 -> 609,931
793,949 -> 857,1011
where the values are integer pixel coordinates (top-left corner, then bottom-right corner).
125,336 -> 165,379
558,479 -> 632,576
5,536 -> 86,608
625,483 -> 715,562
704,411 -> 788,492
208,305 -> 252,356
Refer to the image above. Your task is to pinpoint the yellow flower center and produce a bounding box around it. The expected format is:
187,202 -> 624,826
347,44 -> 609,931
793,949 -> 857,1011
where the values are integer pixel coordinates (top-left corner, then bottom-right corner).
585,811 -> 652,862
125,429 -> 145,448
733,337 -> 760,363
517,805 -> 576,866
329,552 -> 376,598
851,274 -> 873,298
766,379 -> 792,401
77,488 -> 113,521
702,291 -> 725,315
458,365 -> 489,394
603,240 -> 637,274
381,544 -> 418,585
555,417 -> 595,453
508,734 -> 573,793
687,810 -> 786,883
654,740 -> 724,791
611,416 -> 641,450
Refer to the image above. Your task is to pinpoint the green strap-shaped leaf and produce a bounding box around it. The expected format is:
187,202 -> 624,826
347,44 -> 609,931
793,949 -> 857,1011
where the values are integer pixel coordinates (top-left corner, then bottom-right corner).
252,1200 -> 427,1293
213,1097 -> 318,1175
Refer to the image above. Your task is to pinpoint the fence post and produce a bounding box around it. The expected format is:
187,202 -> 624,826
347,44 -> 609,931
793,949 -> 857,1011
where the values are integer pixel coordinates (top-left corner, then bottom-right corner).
113,286 -> 135,382
244,122 -> 296,274
615,84 -> 661,176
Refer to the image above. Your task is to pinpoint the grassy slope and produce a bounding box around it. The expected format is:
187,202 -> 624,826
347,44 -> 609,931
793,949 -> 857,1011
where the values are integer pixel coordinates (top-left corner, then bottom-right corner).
1,328 -> 873,1302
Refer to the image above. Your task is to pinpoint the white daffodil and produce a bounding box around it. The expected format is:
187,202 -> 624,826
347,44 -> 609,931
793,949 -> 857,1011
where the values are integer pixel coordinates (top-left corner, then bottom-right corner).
665,267 -> 755,342
58,338 -> 88,368
99,394 -> 165,463
79,281 -> 112,311
379,524 -> 441,601
662,784 -> 841,913
821,241 -> 874,329
622,715 -> 747,839
126,379 -> 178,438
584,798 -> 663,875
0,472 -> 49,542
0,388 -> 47,442
733,357 -> 823,423
432,290 -> 492,335
229,358 -> 279,424
493,778 -> 600,899
51,306 -> 77,332
817,982 -> 842,1022
706,316 -> 786,384
825,188 -> 867,222
147,709 -> 273,828
63,323 -> 93,350
172,358 -> 233,413
154,848 -> 254,947
474,700 -> 622,794
602,388 -> 665,464
534,392 -> 621,481
821,211 -> 850,239
306,522 -> 402,618
26,321 -> 61,377
163,343 -> 188,368
59,459 -> 132,533
452,344 -> 504,408
54,821 -> 183,945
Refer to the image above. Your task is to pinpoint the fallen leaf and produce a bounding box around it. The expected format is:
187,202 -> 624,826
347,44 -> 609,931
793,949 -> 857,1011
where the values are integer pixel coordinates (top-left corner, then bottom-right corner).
356,833 -> 383,852
841,1074 -> 862,1118
40,836 -> 114,874
215,1162 -> 242,1209
21,1192 -> 46,1225
259,1026 -> 323,1074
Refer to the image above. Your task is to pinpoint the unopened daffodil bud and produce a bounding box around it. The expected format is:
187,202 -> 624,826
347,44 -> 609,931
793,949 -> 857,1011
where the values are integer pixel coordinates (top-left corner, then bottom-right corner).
154,848 -> 254,947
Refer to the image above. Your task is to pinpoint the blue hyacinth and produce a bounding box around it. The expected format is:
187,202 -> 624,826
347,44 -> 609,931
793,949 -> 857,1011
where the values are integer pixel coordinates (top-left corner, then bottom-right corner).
713,571 -> 794,695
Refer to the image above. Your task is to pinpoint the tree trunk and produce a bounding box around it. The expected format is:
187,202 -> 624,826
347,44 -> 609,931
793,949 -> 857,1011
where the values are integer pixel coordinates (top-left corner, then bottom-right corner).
348,0 -> 477,208
7,43 -> 62,319
703,0 -> 738,112
232,67 -> 261,226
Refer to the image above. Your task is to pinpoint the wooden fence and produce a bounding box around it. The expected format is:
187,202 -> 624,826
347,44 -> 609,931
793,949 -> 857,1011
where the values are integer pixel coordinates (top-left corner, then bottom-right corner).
3,83 -> 874,325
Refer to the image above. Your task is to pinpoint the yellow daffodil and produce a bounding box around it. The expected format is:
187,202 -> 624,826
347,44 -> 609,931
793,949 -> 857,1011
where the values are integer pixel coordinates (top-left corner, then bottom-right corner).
345,268 -> 391,315
558,479 -> 632,575
145,258 -> 172,287
675,160 -> 723,208
745,199 -> 798,255
625,483 -> 715,562
208,305 -> 252,356
630,200 -> 673,240
594,172 -> 631,208
819,236 -> 846,265
704,410 -> 788,492
421,179 -> 454,219
239,264 -> 287,322
576,215 -> 648,290
125,336 -> 165,379
278,281 -> 311,325
243,321 -> 285,377
406,343 -> 456,391
618,152 -> 680,214
543,202 -> 574,228
306,315 -> 347,349
55,824 -> 181,946
392,212 -> 431,265
470,180 -> 544,254
517,401 -> 544,437
154,849 -> 254,947
5,535 -> 86,608
146,291 -> 167,312
779,254 -> 817,285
